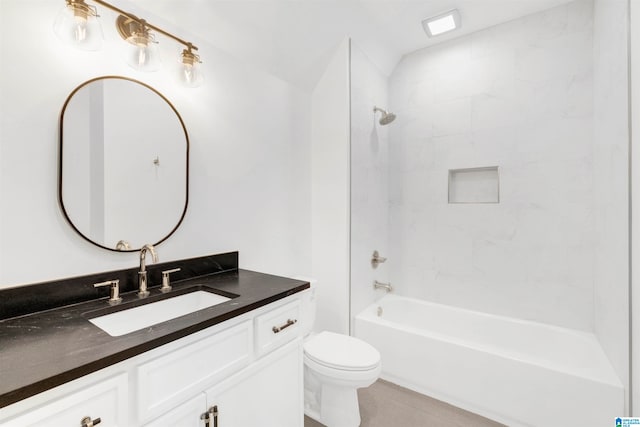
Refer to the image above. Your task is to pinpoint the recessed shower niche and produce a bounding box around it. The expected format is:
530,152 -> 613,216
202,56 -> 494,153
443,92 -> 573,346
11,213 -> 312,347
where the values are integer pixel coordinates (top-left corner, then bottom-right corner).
448,167 -> 499,204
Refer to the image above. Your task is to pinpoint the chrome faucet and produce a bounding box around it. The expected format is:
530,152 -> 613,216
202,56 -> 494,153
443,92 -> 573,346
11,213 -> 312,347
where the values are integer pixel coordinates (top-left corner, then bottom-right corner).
373,280 -> 393,293
138,244 -> 158,298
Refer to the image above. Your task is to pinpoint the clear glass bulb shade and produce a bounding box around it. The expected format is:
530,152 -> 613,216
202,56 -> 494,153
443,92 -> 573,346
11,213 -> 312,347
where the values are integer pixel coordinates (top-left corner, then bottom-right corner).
125,41 -> 160,72
179,61 -> 204,88
53,3 -> 103,51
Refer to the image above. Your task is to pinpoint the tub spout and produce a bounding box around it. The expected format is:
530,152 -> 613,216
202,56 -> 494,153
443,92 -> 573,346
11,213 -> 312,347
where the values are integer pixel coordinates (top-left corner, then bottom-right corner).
373,280 -> 393,292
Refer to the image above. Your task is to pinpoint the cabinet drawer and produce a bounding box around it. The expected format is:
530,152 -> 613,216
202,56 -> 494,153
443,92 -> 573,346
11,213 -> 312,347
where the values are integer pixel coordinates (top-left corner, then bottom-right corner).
3,374 -> 128,427
136,320 -> 252,423
255,300 -> 301,357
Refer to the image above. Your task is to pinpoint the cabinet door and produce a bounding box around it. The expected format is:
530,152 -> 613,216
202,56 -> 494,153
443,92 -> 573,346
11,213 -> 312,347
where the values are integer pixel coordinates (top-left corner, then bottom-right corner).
2,374 -> 128,427
205,338 -> 303,427
136,320 -> 252,424
143,393 -> 206,427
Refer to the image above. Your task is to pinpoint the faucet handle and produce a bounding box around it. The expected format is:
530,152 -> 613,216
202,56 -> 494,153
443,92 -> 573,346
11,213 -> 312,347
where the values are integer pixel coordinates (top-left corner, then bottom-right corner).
160,268 -> 181,293
115,240 -> 131,250
371,250 -> 387,268
94,280 -> 122,305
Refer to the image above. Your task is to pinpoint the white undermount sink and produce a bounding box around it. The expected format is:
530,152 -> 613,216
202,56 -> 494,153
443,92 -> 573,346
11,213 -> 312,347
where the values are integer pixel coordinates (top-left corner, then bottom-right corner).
89,290 -> 231,337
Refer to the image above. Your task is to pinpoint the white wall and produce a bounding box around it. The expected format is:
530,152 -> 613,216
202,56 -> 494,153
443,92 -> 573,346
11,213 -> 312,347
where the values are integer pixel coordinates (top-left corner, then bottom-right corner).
0,0 -> 311,287
388,0 -> 596,331
349,41 -> 390,327
310,39 -> 351,334
593,0 -> 630,411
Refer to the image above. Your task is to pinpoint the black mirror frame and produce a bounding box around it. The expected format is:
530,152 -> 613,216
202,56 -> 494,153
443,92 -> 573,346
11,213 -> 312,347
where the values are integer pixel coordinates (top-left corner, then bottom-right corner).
58,76 -> 190,252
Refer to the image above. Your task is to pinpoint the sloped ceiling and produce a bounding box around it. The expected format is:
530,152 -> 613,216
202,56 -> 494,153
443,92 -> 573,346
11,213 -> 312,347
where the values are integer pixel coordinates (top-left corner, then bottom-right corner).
130,0 -> 574,90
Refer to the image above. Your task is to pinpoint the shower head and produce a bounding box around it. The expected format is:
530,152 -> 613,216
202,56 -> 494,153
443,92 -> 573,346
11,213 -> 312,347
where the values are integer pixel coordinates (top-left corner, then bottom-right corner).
373,106 -> 396,125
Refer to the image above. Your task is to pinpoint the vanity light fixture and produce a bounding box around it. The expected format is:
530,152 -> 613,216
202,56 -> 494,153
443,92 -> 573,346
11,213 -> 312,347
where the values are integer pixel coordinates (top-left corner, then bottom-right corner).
54,0 -> 204,87
422,9 -> 461,37
53,0 -> 102,50
116,15 -> 160,72
180,44 -> 204,87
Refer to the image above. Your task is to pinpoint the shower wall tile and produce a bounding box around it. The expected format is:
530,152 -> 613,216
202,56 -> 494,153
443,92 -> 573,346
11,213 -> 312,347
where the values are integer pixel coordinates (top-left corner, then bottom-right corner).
471,20 -> 523,59
467,51 -> 516,98
471,94 -> 522,131
432,98 -> 472,136
388,0 -> 596,331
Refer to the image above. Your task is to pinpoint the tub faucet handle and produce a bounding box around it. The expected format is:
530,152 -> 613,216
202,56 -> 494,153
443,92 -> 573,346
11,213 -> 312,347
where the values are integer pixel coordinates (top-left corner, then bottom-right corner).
371,250 -> 387,268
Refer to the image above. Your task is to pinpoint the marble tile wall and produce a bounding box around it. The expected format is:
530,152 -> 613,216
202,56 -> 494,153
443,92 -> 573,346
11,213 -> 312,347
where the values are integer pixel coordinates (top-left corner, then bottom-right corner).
388,0 -> 596,331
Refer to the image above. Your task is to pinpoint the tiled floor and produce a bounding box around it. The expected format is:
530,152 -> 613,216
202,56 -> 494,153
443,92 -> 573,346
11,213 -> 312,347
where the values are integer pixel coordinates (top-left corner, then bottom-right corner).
304,380 -> 505,427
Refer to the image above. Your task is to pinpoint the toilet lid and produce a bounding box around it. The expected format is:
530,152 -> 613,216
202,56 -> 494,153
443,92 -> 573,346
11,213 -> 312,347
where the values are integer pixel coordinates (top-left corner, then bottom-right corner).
304,331 -> 380,371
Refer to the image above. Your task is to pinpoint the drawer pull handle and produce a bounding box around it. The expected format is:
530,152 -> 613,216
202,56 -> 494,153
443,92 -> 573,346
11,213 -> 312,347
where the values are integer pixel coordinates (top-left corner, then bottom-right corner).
272,318 -> 297,333
201,405 -> 218,427
80,416 -> 101,427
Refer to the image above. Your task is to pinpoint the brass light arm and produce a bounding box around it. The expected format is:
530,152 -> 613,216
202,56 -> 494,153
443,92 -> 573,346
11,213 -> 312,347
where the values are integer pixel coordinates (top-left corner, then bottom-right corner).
91,0 -> 199,51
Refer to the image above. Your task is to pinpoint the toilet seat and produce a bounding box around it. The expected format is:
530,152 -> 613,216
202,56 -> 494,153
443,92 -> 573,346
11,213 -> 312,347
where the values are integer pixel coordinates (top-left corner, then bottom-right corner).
304,331 -> 380,371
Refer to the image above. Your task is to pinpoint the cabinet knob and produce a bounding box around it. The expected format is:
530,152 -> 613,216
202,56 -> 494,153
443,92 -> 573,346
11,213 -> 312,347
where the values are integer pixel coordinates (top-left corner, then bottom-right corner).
80,416 -> 101,427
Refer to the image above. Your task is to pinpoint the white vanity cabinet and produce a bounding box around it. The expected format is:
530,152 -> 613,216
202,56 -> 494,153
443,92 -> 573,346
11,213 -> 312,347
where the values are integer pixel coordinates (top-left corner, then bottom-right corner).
135,320 -> 253,424
1,373 -> 129,427
146,338 -> 302,427
204,338 -> 303,427
0,290 -> 308,427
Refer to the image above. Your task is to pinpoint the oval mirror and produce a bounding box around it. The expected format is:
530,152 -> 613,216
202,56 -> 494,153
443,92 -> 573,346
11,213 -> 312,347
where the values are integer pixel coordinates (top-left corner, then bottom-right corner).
59,76 -> 189,252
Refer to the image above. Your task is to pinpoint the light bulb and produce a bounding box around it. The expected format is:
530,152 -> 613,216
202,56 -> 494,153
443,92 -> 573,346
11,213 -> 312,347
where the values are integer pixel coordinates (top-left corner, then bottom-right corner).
136,46 -> 147,67
121,21 -> 160,72
125,40 -> 160,72
53,0 -> 102,51
179,48 -> 203,87
73,15 -> 87,41
182,64 -> 195,84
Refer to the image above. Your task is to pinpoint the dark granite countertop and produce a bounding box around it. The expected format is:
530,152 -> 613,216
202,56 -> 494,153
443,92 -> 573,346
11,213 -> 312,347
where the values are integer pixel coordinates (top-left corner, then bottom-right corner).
0,253 -> 309,408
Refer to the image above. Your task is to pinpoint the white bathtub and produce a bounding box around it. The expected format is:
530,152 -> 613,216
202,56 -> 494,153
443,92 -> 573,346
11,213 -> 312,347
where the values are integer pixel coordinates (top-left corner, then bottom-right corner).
355,295 -> 623,427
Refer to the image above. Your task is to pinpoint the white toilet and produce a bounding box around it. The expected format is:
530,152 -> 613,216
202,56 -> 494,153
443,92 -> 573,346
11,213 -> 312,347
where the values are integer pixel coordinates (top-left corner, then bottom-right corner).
299,283 -> 381,427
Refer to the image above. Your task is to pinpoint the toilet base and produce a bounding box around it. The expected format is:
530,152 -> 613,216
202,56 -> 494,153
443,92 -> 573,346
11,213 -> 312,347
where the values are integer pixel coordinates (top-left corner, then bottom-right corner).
304,364 -> 377,427
319,383 -> 361,427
